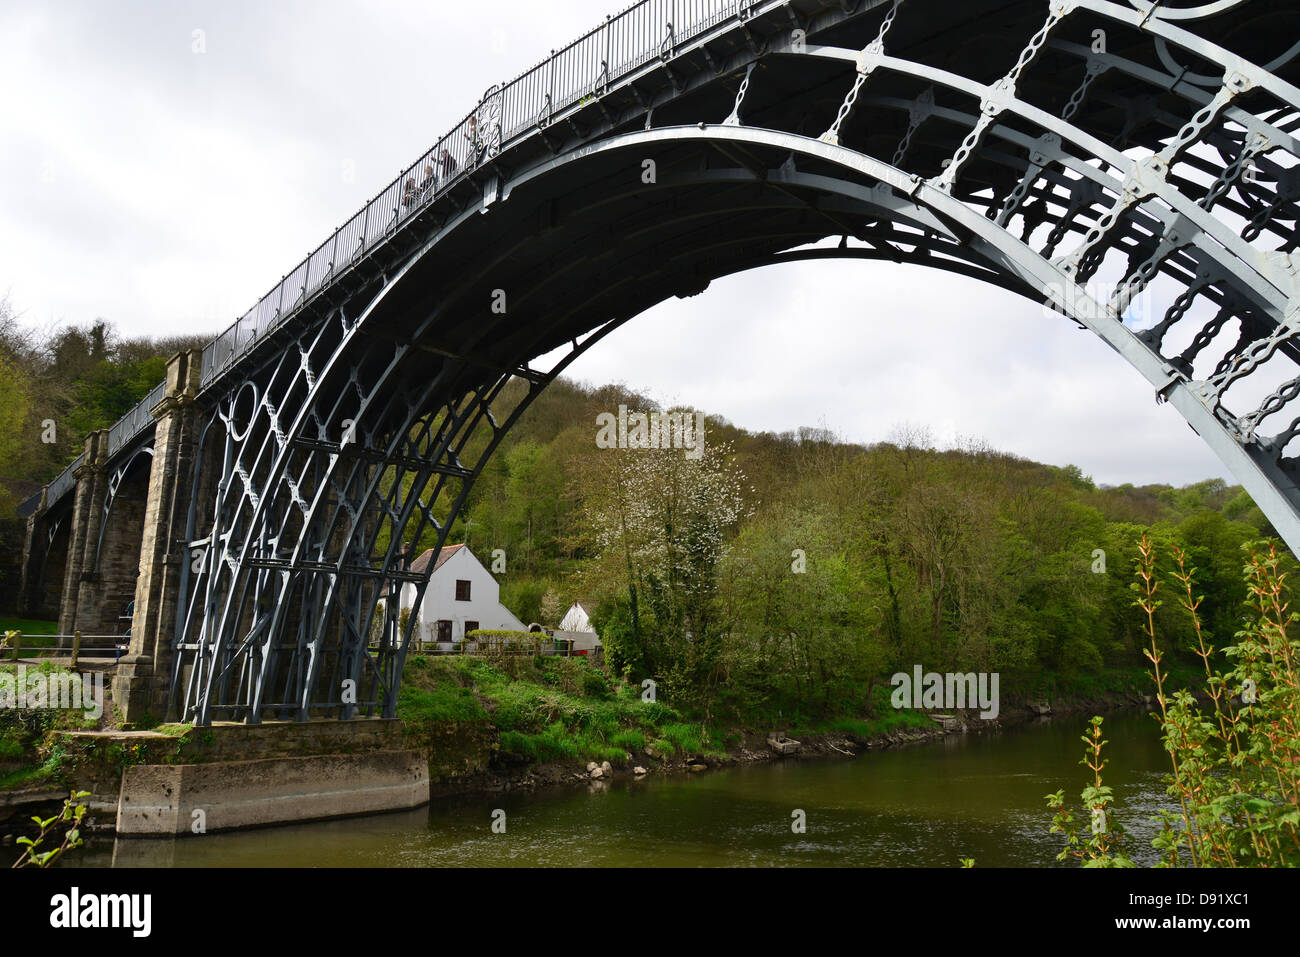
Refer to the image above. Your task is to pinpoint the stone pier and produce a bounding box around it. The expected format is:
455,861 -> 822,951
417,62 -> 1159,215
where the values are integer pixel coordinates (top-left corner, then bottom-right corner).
113,349 -> 205,724
56,430 -> 108,636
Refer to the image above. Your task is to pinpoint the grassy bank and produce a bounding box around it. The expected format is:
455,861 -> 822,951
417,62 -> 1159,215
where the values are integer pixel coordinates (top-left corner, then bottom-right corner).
399,654 -> 970,768
397,653 -> 1193,777
0,662 -> 100,790
399,654 -> 730,765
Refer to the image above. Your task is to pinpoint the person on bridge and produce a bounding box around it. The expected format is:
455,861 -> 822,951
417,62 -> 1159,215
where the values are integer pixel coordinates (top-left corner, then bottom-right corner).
402,177 -> 418,210
465,115 -> 480,155
419,164 -> 436,196
440,148 -> 457,178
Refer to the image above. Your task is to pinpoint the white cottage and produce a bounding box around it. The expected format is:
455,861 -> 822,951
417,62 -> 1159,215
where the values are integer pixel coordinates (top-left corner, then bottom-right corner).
397,544 -> 526,651
555,600 -> 603,655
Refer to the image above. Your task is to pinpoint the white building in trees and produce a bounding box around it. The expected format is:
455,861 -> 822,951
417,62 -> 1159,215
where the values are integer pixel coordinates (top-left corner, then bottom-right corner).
556,600 -> 603,655
396,544 -> 526,650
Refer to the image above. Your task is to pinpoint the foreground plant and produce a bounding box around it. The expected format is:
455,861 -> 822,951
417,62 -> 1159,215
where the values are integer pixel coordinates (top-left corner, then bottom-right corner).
1149,540 -> 1300,866
10,790 -> 90,868
1046,716 -> 1133,866
1052,536 -> 1300,867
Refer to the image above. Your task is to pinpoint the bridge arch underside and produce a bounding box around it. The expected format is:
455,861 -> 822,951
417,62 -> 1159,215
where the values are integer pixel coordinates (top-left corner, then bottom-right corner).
26,506 -> 71,622
170,0 -> 1300,724
79,448 -> 153,638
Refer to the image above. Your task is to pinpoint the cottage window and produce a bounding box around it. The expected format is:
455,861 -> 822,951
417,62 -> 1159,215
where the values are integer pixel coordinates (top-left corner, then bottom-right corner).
455,579 -> 472,601
437,620 -> 452,642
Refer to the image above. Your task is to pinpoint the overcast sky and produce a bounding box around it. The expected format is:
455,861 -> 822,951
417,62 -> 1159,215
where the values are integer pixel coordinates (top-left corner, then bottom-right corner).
0,0 -> 1235,487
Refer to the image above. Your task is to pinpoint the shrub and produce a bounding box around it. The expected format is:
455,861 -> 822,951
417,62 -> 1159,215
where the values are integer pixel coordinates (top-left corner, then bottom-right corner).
1060,636 -> 1104,674
580,668 -> 611,700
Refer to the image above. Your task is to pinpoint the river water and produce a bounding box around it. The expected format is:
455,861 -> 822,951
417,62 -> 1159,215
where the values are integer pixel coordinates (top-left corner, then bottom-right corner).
80,707 -> 1175,867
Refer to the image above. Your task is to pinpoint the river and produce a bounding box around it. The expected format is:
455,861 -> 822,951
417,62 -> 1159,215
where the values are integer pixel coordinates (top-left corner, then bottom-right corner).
79,707 -> 1176,867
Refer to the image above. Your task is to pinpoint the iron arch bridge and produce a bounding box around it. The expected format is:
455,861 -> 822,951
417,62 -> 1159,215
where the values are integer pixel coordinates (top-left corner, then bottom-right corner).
16,0 -> 1300,725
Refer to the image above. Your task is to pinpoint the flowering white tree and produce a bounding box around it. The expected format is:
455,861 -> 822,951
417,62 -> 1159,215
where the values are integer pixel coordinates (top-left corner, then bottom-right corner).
578,420 -> 752,685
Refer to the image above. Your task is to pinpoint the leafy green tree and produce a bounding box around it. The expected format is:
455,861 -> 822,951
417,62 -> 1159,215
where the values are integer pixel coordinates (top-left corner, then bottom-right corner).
720,504 -> 888,722
503,441 -> 565,572
0,355 -> 31,516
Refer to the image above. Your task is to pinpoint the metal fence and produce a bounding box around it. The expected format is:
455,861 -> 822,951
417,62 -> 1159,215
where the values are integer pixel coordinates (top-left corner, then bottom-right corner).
105,381 -> 166,460
47,457 -> 79,506
1,632 -> 127,663
50,0 -> 756,509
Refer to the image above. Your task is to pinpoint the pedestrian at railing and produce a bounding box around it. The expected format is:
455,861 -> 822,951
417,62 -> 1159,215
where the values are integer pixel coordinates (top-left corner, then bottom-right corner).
465,115 -> 481,157
439,148 -> 457,178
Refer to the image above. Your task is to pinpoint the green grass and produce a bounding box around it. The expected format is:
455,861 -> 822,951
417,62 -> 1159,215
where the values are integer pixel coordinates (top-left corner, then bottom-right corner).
610,729 -> 646,752
398,655 -> 697,764
659,722 -> 704,754
0,618 -> 58,636
0,619 -> 60,653
0,660 -> 72,676
398,683 -> 489,723
499,725 -> 576,762
153,723 -> 193,737
0,662 -> 104,793
0,765 -> 51,790
0,744 -> 69,791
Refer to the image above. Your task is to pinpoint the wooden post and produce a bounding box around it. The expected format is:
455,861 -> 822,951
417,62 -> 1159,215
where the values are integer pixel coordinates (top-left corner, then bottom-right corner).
71,630 -> 82,668
6,631 -> 20,662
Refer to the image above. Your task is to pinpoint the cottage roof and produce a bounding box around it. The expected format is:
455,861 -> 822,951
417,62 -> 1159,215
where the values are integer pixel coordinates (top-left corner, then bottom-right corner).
408,543 -> 466,575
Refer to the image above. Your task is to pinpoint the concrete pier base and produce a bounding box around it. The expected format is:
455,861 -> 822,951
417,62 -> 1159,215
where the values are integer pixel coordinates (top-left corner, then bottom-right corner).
116,749 -> 429,836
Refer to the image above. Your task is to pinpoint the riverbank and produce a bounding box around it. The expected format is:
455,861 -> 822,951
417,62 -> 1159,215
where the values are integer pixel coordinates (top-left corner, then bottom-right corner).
400,655 -> 1176,800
